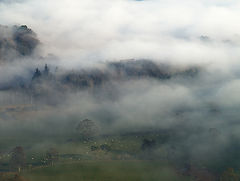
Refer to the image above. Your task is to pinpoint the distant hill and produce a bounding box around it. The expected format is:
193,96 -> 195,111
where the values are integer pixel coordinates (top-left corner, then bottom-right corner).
0,25 -> 200,105
0,25 -> 39,62
0,59 -> 200,98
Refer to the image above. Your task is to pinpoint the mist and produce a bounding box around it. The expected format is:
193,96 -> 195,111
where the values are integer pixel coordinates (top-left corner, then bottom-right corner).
1,0 -> 240,180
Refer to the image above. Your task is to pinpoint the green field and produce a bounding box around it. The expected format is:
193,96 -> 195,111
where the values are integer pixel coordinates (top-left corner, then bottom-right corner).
23,161 -> 193,181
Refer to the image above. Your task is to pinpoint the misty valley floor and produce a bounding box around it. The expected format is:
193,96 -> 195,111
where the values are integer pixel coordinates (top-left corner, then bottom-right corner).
22,161 -> 184,181
0,130 -> 215,181
2,0 -> 240,180
0,103 -> 236,181
22,161 -> 192,181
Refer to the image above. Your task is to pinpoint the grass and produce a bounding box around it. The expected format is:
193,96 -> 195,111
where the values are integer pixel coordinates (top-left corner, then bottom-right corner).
22,161 -> 193,181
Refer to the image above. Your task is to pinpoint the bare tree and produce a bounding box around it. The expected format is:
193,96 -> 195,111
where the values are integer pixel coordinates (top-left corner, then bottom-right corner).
76,119 -> 99,141
46,148 -> 59,166
10,146 -> 25,173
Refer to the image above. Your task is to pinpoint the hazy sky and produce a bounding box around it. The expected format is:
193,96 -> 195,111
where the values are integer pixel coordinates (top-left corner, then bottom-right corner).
1,1 -> 240,164
1,0 -> 240,68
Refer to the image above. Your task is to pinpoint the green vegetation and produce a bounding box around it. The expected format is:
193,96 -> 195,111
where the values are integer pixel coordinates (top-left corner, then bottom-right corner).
23,161 -> 192,181
0,172 -> 27,181
0,131 -> 195,181
0,117 -> 230,181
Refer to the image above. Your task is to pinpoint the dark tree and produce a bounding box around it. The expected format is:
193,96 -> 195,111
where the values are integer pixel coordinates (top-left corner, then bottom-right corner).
91,146 -> 98,151
141,139 -> 156,151
13,25 -> 39,56
100,144 -> 111,152
32,68 -> 41,80
43,64 -> 49,76
0,25 -> 39,62
10,146 -> 25,172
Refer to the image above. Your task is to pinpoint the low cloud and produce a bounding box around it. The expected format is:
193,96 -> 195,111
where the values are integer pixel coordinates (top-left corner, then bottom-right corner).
1,0 -> 240,67
1,0 -> 240,173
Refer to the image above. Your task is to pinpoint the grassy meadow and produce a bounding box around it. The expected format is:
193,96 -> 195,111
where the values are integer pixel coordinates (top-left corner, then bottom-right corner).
22,161 -> 193,181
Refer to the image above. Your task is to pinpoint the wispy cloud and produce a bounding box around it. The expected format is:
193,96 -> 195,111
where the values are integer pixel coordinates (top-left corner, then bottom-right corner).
0,0 -> 240,68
